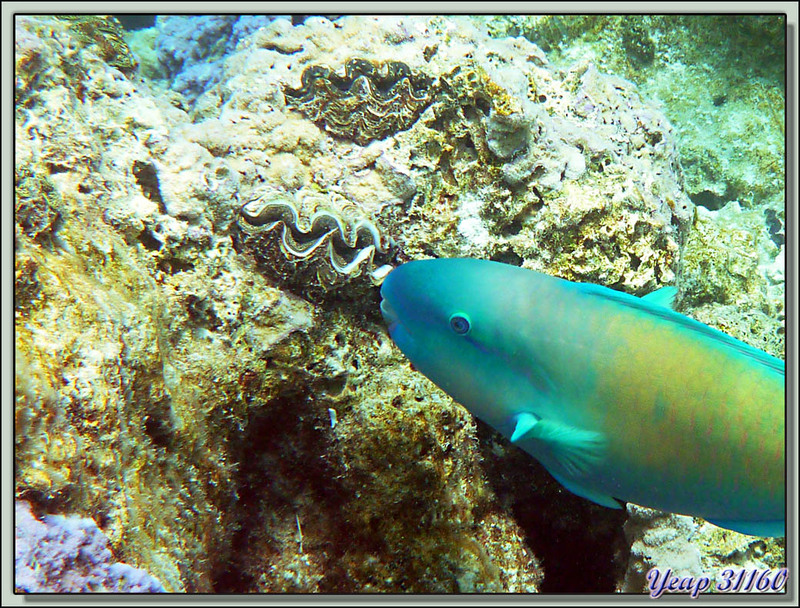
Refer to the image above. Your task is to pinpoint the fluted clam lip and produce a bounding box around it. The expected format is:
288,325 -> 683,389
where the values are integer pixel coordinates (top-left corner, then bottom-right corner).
282,58 -> 434,146
238,196 -> 395,284
241,200 -> 262,216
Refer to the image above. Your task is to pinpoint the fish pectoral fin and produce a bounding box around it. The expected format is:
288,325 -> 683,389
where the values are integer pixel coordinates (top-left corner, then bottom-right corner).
514,415 -> 607,479
549,470 -> 624,509
510,412 -> 540,442
706,518 -> 785,538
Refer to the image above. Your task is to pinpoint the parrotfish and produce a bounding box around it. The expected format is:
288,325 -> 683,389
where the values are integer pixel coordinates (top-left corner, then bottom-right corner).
380,258 -> 785,537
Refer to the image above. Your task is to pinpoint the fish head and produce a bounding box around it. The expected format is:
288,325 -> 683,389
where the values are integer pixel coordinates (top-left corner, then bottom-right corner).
380,258 -> 547,427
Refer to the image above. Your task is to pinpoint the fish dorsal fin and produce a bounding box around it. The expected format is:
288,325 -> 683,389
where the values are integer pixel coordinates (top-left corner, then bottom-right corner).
641,286 -> 678,310
575,282 -> 785,377
511,413 -> 606,479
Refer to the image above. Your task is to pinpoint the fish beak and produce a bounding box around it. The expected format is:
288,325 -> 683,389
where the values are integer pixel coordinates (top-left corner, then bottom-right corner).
380,298 -> 399,334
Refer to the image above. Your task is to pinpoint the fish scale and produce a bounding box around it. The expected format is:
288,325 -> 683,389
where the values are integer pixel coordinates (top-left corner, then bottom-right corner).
380,258 -> 784,537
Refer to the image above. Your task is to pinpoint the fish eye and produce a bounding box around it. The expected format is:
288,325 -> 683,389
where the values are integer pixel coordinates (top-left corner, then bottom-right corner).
449,313 -> 471,335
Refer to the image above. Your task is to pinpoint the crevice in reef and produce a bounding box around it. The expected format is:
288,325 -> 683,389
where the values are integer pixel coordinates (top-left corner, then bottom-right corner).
210,391 -> 352,592
476,420 -> 629,592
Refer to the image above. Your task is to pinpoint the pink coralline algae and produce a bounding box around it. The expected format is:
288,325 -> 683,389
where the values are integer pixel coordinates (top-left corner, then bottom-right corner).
15,500 -> 165,593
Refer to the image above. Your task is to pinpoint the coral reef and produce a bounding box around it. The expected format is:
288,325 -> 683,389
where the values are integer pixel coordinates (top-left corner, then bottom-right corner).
209,15 -> 691,293
486,15 -> 785,212
217,328 -> 543,592
14,15 -> 547,591
15,500 -> 165,592
14,12 -> 784,594
14,15 -> 311,591
677,201 -> 785,357
152,15 -> 279,101
619,506 -> 786,594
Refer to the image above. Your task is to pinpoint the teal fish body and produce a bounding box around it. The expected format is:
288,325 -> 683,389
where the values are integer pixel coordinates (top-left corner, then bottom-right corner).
380,258 -> 785,537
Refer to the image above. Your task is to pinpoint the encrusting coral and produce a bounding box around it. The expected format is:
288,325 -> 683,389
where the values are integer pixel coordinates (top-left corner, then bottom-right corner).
15,500 -> 165,592
14,13 -> 784,593
620,505 -> 786,594
485,15 -> 786,213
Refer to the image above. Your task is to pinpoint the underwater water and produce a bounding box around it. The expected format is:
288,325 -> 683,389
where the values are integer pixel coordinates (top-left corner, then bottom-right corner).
13,14 -> 787,594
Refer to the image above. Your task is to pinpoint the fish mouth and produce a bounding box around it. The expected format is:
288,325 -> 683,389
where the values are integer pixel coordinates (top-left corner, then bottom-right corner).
380,297 -> 399,334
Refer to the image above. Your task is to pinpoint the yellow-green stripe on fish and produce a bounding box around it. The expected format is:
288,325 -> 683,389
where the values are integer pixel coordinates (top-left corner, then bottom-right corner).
380,258 -> 784,537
